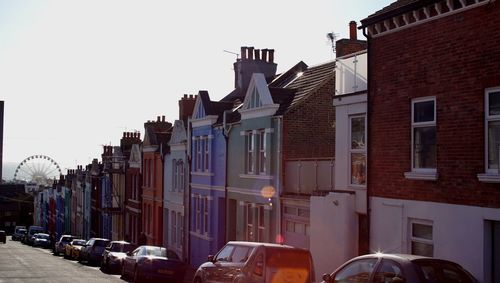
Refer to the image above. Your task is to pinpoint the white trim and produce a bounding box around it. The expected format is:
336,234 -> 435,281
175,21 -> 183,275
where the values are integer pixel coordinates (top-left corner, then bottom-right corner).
125,206 -> 141,213
410,96 -> 437,173
239,174 -> 274,180
333,93 -> 368,106
190,230 -> 213,241
191,171 -> 214,177
264,128 -> 274,134
477,174 -> 500,183
484,87 -> 500,174
228,186 -> 271,197
170,144 -> 187,151
369,0 -> 489,38
240,104 -> 280,120
404,171 -> 438,181
191,115 -> 218,127
142,146 -> 157,153
190,183 -> 225,192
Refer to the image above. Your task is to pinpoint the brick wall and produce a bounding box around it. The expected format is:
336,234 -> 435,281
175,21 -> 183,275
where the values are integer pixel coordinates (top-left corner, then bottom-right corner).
282,76 -> 336,160
368,3 -> 500,207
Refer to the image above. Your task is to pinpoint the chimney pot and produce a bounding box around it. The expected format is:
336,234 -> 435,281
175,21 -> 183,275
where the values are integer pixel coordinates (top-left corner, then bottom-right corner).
254,49 -> 260,60
157,116 -> 160,122
268,49 -> 274,63
349,21 -> 357,40
248,47 -> 254,60
262,49 -> 268,62
241,47 -> 247,60
162,115 -> 165,122
183,94 -> 187,98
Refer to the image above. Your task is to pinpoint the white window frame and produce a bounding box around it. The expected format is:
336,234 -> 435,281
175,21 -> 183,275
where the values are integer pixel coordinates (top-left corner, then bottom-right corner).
195,195 -> 201,232
196,138 -> 202,172
178,212 -> 183,250
349,115 -> 367,187
178,161 -> 184,192
172,159 -> 177,192
204,136 -> 210,172
405,97 -> 437,180
171,211 -> 177,245
246,132 -> 256,174
245,203 -> 254,241
486,88 -> 500,174
408,219 -> 433,257
257,205 -> 265,242
203,197 -> 209,235
258,130 -> 267,174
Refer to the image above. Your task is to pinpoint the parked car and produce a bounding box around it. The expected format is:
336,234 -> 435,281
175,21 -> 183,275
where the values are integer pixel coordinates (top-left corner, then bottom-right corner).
78,238 -> 110,265
121,245 -> 187,282
321,253 -> 478,283
54,235 -> 73,256
0,230 -> 6,244
193,241 -> 315,283
33,233 -> 51,248
64,239 -> 87,260
11,226 -> 27,241
101,241 -> 136,274
23,225 -> 45,245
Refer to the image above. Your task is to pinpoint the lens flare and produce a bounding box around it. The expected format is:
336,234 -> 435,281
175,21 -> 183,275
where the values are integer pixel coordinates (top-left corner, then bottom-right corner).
261,186 -> 276,198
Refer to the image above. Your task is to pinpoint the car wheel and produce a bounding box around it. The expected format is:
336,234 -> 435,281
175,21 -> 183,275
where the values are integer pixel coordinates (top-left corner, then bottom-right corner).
194,277 -> 203,283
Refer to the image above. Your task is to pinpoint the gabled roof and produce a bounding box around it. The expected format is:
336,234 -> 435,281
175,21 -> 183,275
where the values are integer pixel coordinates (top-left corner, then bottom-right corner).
283,60 -> 335,110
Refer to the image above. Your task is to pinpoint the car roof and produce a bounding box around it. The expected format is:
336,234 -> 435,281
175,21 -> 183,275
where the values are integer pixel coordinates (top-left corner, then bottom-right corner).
226,241 -> 297,249
353,253 -> 429,262
110,240 -> 131,244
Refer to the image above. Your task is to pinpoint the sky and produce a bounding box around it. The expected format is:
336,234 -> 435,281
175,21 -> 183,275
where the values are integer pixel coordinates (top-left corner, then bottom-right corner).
0,0 -> 394,177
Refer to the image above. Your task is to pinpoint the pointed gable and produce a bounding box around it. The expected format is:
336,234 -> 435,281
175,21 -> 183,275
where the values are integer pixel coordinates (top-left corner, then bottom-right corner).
129,144 -> 142,168
169,120 -> 188,151
191,90 -> 219,127
239,73 -> 279,120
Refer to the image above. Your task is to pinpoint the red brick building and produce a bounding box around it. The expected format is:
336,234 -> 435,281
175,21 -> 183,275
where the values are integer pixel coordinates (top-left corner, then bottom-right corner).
360,0 -> 500,281
142,116 -> 172,246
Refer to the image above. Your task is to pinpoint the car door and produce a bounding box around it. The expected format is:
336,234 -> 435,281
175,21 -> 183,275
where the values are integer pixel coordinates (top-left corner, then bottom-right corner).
123,247 -> 142,276
206,244 -> 253,283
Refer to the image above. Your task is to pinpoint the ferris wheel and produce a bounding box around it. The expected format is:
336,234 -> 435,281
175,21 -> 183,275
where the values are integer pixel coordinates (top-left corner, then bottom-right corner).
13,155 -> 62,187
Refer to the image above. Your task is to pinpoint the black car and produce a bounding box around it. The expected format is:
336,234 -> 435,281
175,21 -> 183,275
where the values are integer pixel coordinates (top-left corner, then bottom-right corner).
79,238 -> 110,265
11,227 -> 27,241
321,253 -> 478,283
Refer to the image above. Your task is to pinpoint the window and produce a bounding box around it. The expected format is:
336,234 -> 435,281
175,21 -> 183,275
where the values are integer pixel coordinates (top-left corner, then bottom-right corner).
196,138 -> 202,171
350,115 -> 366,186
195,195 -> 201,232
246,132 -> 255,173
257,206 -> 265,242
203,197 -> 209,234
333,258 -> 377,283
178,161 -> 184,192
172,159 -> 178,191
412,97 -> 436,170
410,220 -> 433,257
178,212 -> 183,249
171,211 -> 177,245
258,130 -> 267,174
486,89 -> 500,173
204,137 -> 210,171
245,203 -> 254,241
373,260 -> 405,283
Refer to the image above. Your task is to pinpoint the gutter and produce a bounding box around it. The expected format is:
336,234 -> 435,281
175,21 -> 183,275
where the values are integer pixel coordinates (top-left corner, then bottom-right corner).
361,25 -> 371,255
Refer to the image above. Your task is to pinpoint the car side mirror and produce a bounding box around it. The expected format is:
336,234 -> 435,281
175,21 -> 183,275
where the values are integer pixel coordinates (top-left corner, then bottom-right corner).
322,273 -> 332,283
207,255 -> 214,262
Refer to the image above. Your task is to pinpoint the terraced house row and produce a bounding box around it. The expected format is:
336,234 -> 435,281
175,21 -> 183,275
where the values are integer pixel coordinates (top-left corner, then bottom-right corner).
30,0 -> 500,281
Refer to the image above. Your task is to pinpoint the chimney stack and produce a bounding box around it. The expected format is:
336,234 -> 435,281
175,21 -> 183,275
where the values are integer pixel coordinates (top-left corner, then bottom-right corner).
233,46 -> 277,90
349,21 -> 357,40
179,94 -> 197,124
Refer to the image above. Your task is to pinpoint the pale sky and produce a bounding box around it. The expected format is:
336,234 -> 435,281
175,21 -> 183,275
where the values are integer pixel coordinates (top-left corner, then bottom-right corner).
0,0 -> 393,175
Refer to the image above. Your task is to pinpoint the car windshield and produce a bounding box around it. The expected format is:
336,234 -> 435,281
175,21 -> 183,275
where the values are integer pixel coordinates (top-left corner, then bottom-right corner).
110,243 -> 135,252
145,247 -> 168,257
73,240 -> 86,246
413,259 -> 475,283
38,234 -> 50,240
18,229 -> 27,233
94,240 -> 109,247
62,237 -> 73,242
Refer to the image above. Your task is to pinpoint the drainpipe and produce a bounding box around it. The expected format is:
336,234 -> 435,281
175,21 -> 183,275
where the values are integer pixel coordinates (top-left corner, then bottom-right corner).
276,116 -> 282,243
186,117 -> 192,264
361,25 -> 371,254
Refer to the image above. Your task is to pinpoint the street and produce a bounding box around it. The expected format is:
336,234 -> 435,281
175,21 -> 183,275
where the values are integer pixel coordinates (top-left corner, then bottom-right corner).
0,238 -> 123,283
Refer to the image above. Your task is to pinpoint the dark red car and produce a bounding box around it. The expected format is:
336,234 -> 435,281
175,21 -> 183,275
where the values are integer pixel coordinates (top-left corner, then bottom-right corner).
321,253 -> 477,283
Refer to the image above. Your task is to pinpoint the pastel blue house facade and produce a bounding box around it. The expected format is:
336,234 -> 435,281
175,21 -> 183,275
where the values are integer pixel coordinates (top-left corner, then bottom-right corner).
164,119 -> 189,260
189,91 -> 231,267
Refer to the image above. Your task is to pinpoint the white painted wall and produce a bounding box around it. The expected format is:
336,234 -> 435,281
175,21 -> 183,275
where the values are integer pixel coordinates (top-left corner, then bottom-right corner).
310,193 -> 357,280
370,196 -> 500,283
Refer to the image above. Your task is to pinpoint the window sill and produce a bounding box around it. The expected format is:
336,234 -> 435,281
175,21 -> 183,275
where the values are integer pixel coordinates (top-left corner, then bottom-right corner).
239,174 -> 274,180
477,173 -> 500,183
189,231 -> 213,241
404,171 -> 438,181
191,171 -> 214,177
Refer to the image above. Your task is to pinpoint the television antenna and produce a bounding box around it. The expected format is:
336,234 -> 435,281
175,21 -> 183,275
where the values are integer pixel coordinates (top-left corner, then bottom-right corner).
326,31 -> 339,54
223,50 -> 239,59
